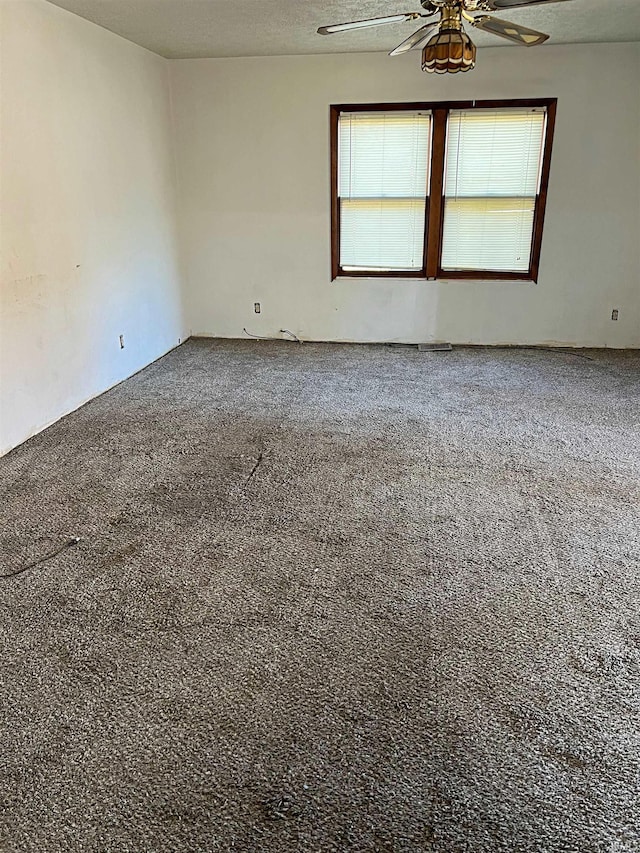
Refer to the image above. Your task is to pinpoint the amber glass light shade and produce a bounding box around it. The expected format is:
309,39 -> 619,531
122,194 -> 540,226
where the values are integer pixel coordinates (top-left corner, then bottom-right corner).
421,29 -> 477,74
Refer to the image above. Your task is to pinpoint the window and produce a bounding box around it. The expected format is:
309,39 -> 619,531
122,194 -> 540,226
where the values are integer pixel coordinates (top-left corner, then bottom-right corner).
338,111 -> 431,274
330,99 -> 556,282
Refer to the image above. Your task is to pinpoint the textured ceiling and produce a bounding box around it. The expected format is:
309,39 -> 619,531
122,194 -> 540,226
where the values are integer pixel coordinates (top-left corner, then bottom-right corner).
46,0 -> 640,59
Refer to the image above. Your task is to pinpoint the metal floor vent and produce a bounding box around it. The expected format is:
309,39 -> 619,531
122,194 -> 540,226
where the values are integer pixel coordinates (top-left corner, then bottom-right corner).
418,342 -> 453,352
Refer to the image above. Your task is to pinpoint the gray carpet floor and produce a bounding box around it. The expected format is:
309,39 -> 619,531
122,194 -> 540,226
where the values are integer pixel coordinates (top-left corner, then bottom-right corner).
1,339 -> 640,853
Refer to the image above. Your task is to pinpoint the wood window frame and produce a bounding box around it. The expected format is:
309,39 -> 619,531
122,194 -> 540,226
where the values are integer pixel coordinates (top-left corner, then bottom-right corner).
330,97 -> 557,283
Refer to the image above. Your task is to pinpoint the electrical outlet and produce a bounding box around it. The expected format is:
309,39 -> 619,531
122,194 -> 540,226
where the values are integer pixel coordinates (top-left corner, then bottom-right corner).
119,334 -> 125,349
611,309 -> 619,321
254,303 -> 261,314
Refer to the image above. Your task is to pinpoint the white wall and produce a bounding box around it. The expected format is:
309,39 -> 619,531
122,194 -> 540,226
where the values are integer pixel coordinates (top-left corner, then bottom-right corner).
170,45 -> 640,347
0,0 -> 187,455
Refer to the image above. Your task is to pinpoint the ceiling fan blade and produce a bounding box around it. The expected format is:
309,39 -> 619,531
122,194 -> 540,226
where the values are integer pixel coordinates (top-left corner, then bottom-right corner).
318,13 -> 419,35
466,0 -> 571,9
389,22 -> 439,56
471,15 -> 550,45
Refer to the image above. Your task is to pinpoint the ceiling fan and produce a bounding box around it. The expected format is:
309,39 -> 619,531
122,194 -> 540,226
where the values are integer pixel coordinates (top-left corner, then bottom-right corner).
318,0 -> 571,74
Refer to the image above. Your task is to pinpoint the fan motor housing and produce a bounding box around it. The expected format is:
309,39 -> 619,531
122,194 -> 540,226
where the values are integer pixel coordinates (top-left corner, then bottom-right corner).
421,0 -> 462,7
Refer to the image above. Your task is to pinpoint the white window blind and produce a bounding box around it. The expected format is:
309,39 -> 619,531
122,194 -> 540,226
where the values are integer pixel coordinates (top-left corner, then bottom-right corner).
338,111 -> 431,271
441,108 -> 547,273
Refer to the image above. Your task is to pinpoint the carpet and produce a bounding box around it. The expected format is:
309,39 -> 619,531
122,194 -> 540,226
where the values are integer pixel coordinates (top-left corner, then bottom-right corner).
1,339 -> 639,852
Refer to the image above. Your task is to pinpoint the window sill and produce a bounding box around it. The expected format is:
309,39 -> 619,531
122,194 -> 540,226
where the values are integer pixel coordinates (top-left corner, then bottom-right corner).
332,275 -> 538,284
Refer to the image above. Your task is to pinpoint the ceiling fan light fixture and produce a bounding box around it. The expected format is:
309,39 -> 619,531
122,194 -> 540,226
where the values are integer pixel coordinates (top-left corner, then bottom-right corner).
421,28 -> 476,74
317,0 -> 555,72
